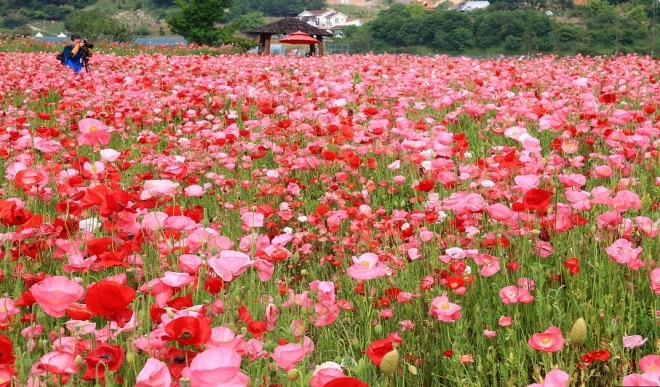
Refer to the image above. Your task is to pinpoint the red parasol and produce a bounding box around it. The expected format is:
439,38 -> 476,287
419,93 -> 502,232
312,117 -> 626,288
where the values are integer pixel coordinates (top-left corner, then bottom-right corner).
279,31 -> 320,45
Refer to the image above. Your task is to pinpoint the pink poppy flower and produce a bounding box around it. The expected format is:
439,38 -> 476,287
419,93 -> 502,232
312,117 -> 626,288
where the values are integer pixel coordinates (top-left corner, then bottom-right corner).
184,185 -> 205,197
487,203 -> 514,221
528,369 -> 569,387
271,343 -> 311,371
310,362 -> 345,387
623,335 -> 648,349
30,276 -> 84,318
639,355 -> 660,372
429,293 -> 462,322
499,286 -> 519,304
605,238 -> 643,265
37,351 -> 78,375
241,211 -> 264,228
188,348 -> 249,387
635,216 -> 659,238
622,372 -> 660,386
651,269 -> 660,295
140,180 -> 179,200
610,190 -> 642,212
347,253 -> 387,280
135,358 -> 171,387
499,316 -> 514,327
207,250 -> 254,282
77,118 -> 111,146
99,148 -> 121,162
528,326 -> 564,352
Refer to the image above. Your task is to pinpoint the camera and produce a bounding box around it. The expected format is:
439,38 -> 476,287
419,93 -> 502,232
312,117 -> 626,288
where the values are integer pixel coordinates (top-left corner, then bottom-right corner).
81,39 -> 94,49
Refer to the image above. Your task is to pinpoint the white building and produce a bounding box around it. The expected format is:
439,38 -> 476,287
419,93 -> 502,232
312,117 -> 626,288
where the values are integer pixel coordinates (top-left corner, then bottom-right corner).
298,9 -> 350,29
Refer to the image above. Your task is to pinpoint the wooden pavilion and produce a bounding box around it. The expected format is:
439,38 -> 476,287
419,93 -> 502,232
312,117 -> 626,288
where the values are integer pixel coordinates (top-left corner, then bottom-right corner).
246,17 -> 334,56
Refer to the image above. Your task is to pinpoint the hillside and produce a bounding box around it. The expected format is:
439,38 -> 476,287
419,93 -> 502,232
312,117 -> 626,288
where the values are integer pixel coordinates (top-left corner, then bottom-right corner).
0,0 -> 390,36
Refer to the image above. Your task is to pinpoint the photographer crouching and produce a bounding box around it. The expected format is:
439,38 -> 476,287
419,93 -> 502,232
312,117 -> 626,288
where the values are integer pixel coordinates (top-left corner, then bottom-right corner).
58,34 -> 94,73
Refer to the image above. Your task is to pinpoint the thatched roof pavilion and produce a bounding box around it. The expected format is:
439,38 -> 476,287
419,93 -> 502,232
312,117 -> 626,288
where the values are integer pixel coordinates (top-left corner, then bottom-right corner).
246,17 -> 334,56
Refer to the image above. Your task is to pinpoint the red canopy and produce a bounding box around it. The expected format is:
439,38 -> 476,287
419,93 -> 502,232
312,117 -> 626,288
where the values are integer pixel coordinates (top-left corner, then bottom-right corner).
279,31 -> 320,45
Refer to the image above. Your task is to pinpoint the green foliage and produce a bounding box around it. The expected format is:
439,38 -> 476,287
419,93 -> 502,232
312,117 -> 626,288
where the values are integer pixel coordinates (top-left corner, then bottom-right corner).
1,14 -> 28,29
165,0 -> 232,45
227,0 -> 327,19
235,11 -> 265,33
65,10 -> 137,42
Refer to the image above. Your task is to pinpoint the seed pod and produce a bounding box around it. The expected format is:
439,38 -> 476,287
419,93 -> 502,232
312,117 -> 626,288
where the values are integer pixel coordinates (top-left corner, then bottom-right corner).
569,317 -> 587,346
380,348 -> 400,376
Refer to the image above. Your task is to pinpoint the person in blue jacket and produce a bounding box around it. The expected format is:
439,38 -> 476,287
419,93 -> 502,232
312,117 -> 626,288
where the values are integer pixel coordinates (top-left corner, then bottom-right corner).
60,34 -> 92,73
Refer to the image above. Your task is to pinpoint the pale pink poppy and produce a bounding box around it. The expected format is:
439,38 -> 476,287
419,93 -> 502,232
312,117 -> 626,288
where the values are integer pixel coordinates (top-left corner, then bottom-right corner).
135,358 -> 171,387
484,330 -> 497,338
528,326 -> 564,352
140,180 -> 180,200
309,361 -> 345,387
188,348 -> 249,387
184,185 -> 205,197
207,250 -> 253,282
393,176 -> 406,185
241,211 -> 264,228
635,216 -> 659,238
0,297 -> 19,323
206,327 -> 247,353
347,253 -> 387,280
246,339 -> 268,361
141,212 -> 169,231
160,272 -> 195,288
459,354 -> 474,363
37,351 -> 78,375
429,293 -> 462,322
623,335 -> 648,349
99,148 -> 121,162
77,118 -> 111,146
30,276 -> 84,318
558,173 -> 586,188
528,369 -> 569,387
271,343 -> 311,371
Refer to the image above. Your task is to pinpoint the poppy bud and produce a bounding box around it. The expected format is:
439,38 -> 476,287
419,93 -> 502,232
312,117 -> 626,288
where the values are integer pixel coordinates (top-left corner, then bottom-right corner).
75,355 -> 83,366
126,351 -> 135,365
374,323 -> 383,335
380,348 -> 399,375
179,377 -> 191,387
569,317 -> 587,346
287,369 -> 301,381
408,364 -> 418,375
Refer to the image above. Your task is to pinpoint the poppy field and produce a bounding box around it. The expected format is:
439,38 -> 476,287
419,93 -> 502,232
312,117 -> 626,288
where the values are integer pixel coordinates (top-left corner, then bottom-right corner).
1,46 -> 660,387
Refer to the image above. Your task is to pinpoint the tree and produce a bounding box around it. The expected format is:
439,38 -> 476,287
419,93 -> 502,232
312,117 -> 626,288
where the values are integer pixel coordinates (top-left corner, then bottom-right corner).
65,10 -> 137,42
166,0 -> 233,46
236,11 -> 265,33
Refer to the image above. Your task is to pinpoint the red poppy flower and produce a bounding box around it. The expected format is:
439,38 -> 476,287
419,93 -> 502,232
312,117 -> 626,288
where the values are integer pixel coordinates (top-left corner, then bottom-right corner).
563,258 -> 580,274
164,315 -> 212,349
416,179 -> 435,192
581,349 -> 610,364
515,188 -> 552,214
65,303 -> 93,321
443,349 -> 454,357
365,337 -> 400,367
0,335 -> 15,365
237,305 -> 253,323
599,93 -> 617,104
84,281 -> 136,317
165,347 -> 198,379
247,321 -> 267,338
325,377 -> 369,387
82,343 -> 124,382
